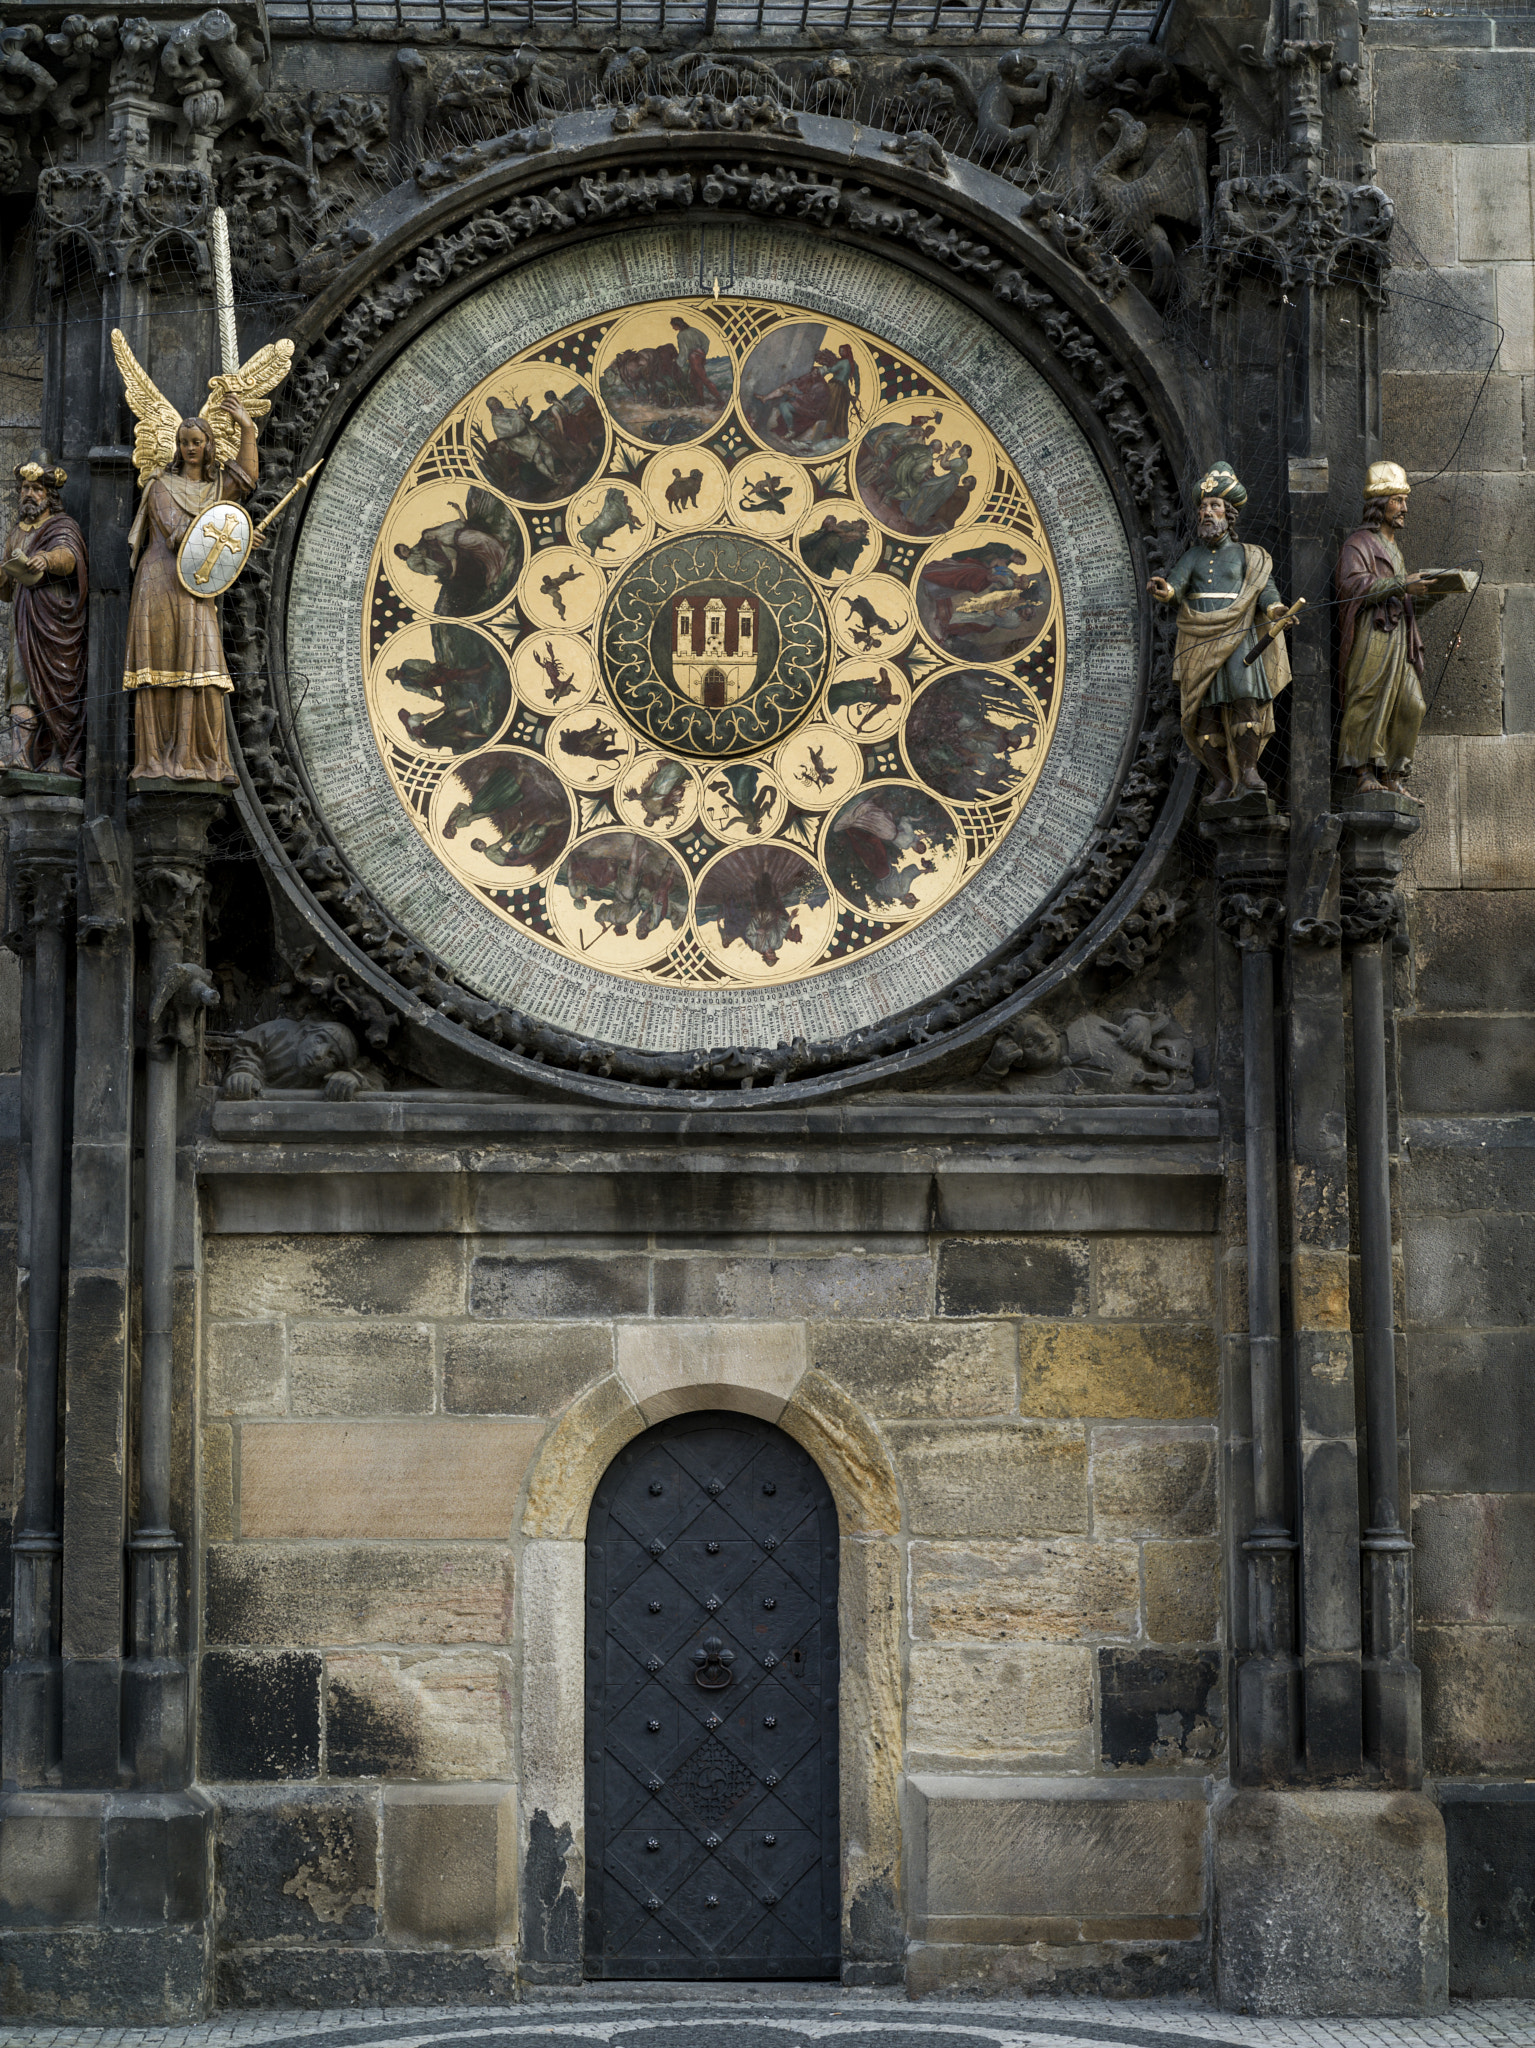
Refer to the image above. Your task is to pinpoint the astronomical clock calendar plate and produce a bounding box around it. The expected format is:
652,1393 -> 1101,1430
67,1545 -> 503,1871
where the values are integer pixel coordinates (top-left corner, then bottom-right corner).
288,227 -> 1139,1055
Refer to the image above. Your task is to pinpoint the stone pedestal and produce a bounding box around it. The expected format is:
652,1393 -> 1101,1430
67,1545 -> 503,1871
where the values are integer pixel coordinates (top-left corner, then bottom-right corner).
1213,1786 -> 1448,2015
0,1789 -> 213,2020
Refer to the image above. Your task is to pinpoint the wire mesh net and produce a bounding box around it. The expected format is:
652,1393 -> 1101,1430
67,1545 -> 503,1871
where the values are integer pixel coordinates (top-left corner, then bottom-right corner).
264,0 -> 1167,37
1148,203 -> 1505,847
0,103 -> 1507,867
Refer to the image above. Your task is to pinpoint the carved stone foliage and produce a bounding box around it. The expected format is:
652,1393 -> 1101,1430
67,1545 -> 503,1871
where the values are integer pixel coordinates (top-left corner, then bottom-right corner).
225,142 -> 1188,1098
220,149 -> 377,290
1208,171 -> 1393,308
220,86 -> 390,288
2,846 -> 75,958
1339,877 -> 1399,947
1217,887 -> 1286,953
1093,881 -> 1191,978
260,88 -> 388,181
1017,187 -> 1126,297
15,11 -> 267,280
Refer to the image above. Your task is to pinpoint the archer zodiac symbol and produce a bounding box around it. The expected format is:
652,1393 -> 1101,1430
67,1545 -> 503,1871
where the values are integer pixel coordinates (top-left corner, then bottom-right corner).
193,510 -> 247,588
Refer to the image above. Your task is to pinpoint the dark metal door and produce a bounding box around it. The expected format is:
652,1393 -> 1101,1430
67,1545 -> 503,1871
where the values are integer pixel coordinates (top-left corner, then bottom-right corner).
584,1410 -> 840,1980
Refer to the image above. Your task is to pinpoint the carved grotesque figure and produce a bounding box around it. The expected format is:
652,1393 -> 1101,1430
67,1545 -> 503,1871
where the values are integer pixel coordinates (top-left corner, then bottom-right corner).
219,1017 -> 378,1101
984,1008 -> 1193,1093
1147,462 -> 1291,802
0,461 -> 88,776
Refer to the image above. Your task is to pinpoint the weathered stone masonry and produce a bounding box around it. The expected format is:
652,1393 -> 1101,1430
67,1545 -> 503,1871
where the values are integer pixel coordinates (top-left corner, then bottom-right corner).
0,0 -> 1531,2019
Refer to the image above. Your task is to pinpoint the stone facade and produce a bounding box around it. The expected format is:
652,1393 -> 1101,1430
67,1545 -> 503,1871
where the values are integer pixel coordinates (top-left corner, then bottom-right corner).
1371,11 -> 1535,2000
189,1148 -> 1223,1997
0,0 -> 1526,2021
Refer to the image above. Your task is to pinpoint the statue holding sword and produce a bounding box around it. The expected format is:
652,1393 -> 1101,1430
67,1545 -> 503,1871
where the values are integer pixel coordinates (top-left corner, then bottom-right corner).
1146,461 -> 1298,803
111,208 -> 319,784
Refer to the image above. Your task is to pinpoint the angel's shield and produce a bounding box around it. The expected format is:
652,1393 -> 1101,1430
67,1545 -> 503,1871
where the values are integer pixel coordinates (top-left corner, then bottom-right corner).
177,502 -> 254,599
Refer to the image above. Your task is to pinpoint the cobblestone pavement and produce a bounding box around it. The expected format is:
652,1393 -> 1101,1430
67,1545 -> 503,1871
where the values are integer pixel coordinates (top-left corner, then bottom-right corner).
1,1994 -> 1530,2048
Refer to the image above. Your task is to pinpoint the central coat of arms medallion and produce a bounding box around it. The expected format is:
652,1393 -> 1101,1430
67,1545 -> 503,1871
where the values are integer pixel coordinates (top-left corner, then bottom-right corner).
601,533 -> 828,759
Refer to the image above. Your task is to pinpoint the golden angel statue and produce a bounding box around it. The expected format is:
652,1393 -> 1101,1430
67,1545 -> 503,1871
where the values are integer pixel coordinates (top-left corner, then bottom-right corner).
110,328 -> 293,783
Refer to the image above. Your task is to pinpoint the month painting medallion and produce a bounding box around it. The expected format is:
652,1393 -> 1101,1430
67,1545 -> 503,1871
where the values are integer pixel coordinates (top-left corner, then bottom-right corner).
289,227 -> 1139,1055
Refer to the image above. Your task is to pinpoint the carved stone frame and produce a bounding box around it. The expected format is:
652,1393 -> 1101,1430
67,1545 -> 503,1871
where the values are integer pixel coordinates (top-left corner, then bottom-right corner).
236,114 -> 1197,1105
516,1354 -> 905,1985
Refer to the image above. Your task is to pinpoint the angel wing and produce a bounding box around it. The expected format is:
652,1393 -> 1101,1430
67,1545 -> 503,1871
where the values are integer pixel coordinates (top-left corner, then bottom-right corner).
109,328 -> 182,489
201,338 -> 295,470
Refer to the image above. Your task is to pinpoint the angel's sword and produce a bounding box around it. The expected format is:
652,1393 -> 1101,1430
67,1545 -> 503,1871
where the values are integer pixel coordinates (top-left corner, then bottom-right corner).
210,206 -> 238,375
207,213 -> 323,539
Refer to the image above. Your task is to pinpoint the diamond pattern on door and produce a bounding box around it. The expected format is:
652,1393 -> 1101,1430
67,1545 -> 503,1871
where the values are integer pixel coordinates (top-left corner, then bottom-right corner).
585,1411 -> 840,1980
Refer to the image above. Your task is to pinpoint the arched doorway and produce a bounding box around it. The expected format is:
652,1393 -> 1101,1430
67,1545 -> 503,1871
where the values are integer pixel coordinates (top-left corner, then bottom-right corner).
584,1409 -> 840,1980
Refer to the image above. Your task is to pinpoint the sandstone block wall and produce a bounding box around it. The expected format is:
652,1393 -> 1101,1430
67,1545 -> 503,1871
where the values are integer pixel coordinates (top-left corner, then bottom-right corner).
197,1214 -> 1222,1986
1375,7 -> 1535,1995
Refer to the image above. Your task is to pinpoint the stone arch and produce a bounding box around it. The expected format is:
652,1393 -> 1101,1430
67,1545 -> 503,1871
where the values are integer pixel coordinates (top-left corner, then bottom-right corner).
516,1339 -> 903,1986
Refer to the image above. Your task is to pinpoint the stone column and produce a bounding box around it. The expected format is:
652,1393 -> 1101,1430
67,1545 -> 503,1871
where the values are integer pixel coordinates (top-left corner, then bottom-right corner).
0,782 -> 83,1787
1206,797 -> 1447,2017
123,789 -> 222,1789
1203,798 -> 1299,1785
1339,791 -> 1424,1788
1208,0 -> 1448,1999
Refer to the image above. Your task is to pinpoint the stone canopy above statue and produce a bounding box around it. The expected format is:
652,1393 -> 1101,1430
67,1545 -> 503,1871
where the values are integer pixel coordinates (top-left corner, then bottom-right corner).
286,222 -> 1139,1059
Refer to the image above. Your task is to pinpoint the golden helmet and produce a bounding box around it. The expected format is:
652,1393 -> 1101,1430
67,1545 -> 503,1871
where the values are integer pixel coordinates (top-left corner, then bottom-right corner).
1363,460 -> 1410,500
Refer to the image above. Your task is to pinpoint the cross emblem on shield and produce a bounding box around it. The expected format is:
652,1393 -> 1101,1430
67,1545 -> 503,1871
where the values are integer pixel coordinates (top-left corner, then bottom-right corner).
176,502 -> 254,598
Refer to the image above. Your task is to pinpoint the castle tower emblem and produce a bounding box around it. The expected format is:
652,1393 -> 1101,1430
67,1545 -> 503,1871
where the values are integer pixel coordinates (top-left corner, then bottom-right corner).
673,594 -> 760,709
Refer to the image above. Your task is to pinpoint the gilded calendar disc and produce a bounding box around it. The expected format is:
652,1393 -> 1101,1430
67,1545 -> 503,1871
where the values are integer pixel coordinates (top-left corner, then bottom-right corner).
354,295 -> 1063,988
289,226 -> 1138,1055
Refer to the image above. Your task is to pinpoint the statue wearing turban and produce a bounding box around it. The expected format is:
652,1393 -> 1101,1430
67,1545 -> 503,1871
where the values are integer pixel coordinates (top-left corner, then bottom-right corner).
1147,462 -> 1291,802
1336,460 -> 1468,795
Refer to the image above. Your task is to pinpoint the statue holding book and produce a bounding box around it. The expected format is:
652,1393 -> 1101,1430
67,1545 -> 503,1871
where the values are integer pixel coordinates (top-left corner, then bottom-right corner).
0,462 -> 88,777
1336,460 -> 1478,797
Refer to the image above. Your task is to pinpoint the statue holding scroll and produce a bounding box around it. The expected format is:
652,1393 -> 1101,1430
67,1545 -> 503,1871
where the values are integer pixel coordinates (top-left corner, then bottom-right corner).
110,327 -> 294,784
1336,460 -> 1478,796
0,462 -> 88,777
